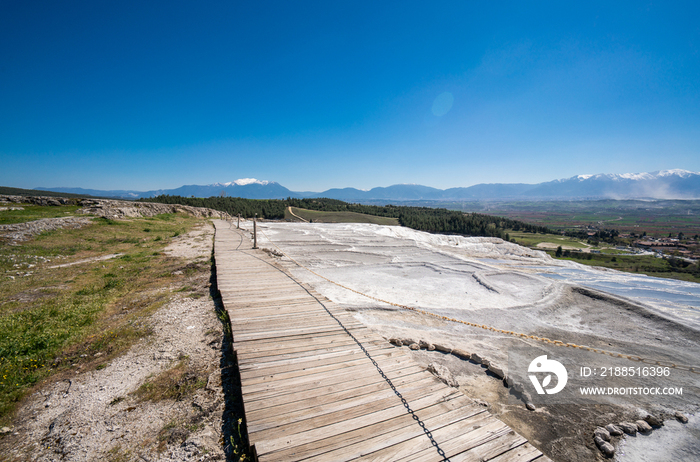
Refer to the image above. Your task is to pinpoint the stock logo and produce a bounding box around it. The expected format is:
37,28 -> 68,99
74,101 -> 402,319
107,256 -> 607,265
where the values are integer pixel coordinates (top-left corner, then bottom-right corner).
528,355 -> 568,395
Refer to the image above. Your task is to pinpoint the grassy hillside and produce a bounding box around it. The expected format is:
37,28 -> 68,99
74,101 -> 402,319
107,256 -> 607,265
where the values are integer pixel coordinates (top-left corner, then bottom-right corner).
0,208 -> 205,424
451,199 -> 700,238
508,231 -> 590,249
285,207 -> 399,225
506,229 -> 700,282
545,250 -> 700,283
0,204 -> 81,225
0,186 -> 91,199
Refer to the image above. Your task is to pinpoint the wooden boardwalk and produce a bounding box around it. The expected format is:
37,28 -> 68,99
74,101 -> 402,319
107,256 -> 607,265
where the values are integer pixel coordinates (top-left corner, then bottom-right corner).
213,220 -> 550,462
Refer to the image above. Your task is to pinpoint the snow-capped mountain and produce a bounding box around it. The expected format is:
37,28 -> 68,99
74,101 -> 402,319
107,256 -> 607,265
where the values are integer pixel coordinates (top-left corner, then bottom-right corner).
311,170 -> 700,200
140,179 -> 292,199
36,179 -> 293,200
523,170 -> 700,199
219,178 -> 270,187
35,170 -> 700,201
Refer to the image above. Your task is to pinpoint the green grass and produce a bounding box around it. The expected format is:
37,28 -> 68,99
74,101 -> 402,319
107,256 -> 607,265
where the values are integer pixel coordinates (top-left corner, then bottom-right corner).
286,207 -> 399,225
507,230 -> 590,249
444,199 -> 700,237
507,228 -> 699,282
0,186 -> 92,199
0,205 -> 81,225
0,209 -> 206,424
546,250 -> 700,283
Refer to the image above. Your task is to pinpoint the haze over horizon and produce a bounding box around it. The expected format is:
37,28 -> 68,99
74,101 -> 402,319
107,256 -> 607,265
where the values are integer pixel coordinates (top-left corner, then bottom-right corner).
2,1 -> 699,192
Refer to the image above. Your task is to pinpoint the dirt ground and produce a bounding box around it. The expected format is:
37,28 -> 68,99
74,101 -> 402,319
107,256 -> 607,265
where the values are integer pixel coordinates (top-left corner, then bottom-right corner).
1,223 -> 232,461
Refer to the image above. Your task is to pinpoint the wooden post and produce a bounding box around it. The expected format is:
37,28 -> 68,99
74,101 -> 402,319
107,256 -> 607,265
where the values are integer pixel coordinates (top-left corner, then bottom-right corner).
237,213 -> 240,229
253,213 -> 258,249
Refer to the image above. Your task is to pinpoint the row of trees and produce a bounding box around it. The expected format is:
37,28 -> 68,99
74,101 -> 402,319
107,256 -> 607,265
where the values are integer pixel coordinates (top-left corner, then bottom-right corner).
397,208 -> 548,238
286,198 -> 403,218
141,195 -> 550,239
563,228 -> 621,245
141,195 -> 286,219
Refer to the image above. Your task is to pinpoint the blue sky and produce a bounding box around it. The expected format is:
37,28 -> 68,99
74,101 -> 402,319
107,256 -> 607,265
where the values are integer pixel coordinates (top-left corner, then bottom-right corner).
1,1 -> 699,192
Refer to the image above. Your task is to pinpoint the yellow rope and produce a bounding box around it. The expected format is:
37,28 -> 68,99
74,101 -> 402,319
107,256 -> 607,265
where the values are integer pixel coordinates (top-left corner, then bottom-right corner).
256,227 -> 698,374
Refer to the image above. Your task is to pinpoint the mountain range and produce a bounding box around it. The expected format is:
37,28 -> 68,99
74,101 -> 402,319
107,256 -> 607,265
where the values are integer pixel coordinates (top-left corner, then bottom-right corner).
36,169 -> 700,202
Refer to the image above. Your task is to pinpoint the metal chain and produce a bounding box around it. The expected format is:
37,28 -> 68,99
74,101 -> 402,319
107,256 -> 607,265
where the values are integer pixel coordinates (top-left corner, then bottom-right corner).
257,227 -> 699,375
313,290 -> 450,461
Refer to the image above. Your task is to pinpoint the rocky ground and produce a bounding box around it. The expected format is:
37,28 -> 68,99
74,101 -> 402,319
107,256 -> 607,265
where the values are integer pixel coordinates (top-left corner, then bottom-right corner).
0,217 -> 94,245
0,195 -> 229,223
0,223 -> 234,461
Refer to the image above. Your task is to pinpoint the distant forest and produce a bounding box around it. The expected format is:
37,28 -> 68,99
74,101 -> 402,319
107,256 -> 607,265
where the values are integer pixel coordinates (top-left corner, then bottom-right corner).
140,195 -> 549,239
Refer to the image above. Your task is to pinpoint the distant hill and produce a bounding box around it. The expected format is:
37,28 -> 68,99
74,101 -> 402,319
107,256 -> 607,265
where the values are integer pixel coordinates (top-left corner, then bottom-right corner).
521,170 -> 700,199
311,170 -> 700,201
32,169 -> 700,202
142,180 -> 295,200
35,179 -> 295,200
309,184 -> 444,201
33,187 -> 143,199
0,186 -> 103,199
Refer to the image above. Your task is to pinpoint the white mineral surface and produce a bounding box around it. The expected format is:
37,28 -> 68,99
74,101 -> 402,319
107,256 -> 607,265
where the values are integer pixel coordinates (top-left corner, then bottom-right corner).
247,222 -> 700,462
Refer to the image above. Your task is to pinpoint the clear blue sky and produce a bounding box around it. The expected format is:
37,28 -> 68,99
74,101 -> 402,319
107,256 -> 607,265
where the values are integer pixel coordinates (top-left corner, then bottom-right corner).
1,1 -> 699,192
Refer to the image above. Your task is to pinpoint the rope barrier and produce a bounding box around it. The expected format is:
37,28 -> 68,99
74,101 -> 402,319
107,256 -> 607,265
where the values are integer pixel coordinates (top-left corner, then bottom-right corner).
256,226 -> 699,375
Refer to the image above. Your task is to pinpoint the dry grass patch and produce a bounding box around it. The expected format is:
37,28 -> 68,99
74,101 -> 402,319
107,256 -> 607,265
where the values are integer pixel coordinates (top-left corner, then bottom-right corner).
132,356 -> 207,403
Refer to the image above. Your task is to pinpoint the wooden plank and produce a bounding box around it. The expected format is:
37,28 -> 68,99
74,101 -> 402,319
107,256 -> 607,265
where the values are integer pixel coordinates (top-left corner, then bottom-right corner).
238,341 -> 391,367
243,368 -> 428,414
231,315 -> 364,331
243,365 -> 433,409
238,337 -> 396,362
299,401 -> 489,462
234,324 -> 368,342
241,361 -> 420,397
234,315 -> 365,331
241,363 -> 426,406
445,433 -> 527,462
263,394 -> 480,462
231,309 -> 352,322
236,337 -> 387,361
232,319 -> 364,336
252,389 -> 463,456
246,375 -> 442,434
487,443 -> 550,462
352,410 -> 500,462
234,329 -> 379,352
405,417 -> 519,462
234,331 -> 380,355
245,372 -> 435,419
231,305 -> 357,319
240,351 -> 407,386
238,343 -> 397,375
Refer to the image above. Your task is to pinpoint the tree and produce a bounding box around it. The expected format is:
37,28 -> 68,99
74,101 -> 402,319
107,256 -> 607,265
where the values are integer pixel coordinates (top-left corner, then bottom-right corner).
555,246 -> 563,257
